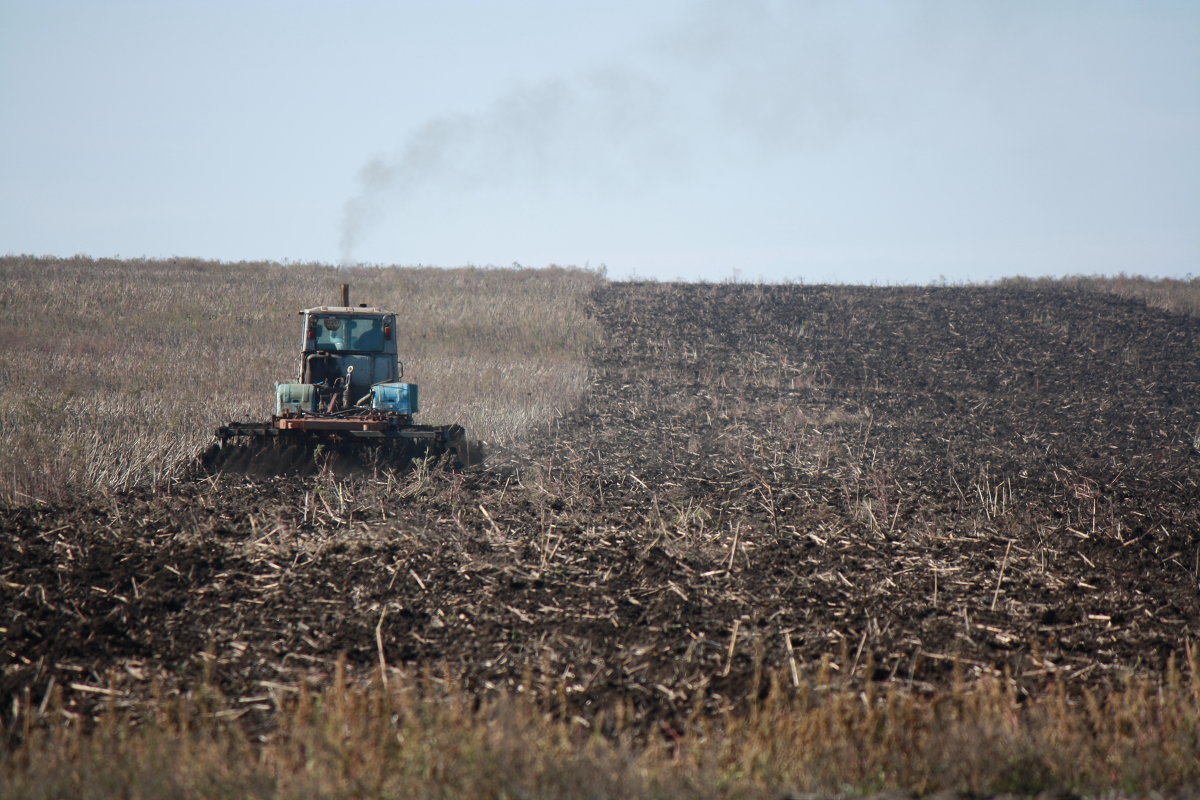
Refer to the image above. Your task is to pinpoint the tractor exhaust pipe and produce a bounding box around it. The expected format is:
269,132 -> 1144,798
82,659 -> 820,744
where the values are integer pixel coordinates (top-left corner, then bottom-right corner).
341,283 -> 349,307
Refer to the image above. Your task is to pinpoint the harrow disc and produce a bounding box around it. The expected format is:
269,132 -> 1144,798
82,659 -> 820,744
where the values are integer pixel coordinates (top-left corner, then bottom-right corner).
197,432 -> 466,478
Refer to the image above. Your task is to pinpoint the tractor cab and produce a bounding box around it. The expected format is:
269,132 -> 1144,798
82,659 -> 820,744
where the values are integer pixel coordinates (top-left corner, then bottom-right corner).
274,302 -> 417,419
306,311 -> 392,353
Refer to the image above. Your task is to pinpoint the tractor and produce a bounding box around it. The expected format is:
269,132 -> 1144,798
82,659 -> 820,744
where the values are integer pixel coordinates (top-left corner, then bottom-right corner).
200,284 -> 471,475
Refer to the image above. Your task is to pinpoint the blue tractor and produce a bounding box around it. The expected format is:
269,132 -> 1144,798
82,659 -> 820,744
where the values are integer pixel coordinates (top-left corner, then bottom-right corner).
202,284 -> 471,475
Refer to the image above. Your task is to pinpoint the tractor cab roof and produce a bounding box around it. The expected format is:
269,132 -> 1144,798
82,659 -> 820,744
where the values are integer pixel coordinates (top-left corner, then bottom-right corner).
300,306 -> 392,316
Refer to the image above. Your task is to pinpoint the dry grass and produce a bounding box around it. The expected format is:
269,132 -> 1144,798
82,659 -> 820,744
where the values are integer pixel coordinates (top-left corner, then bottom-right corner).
0,256 -> 602,504
3,652 -> 1197,799
999,273 -> 1200,317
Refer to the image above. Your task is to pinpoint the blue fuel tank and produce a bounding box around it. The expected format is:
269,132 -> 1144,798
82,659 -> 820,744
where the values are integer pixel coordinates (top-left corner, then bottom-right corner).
371,382 -> 419,415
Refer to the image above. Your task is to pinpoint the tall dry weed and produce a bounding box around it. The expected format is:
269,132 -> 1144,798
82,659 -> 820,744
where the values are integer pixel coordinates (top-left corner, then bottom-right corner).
3,658 -> 1198,798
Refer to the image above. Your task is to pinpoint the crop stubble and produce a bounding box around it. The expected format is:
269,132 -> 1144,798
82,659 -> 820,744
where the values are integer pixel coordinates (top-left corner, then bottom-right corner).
2,281 -> 1199,733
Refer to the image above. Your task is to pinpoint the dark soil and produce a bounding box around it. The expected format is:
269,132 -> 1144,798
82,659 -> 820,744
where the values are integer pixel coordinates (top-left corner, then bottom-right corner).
4,283 -> 1199,731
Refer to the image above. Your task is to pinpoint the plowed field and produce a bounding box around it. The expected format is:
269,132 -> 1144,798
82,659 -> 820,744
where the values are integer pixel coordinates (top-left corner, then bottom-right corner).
4,283 -> 1199,731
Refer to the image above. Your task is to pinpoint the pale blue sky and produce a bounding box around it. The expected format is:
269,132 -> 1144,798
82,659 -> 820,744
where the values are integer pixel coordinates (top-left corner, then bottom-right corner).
2,1 -> 1197,283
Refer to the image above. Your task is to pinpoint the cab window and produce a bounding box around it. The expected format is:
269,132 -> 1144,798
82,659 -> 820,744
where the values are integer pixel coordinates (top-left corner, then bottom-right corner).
311,316 -> 385,351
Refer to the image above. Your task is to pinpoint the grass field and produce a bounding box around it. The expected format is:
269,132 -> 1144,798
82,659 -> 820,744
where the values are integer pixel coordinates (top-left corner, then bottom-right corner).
2,259 -> 1199,799
999,272 -> 1200,318
0,256 -> 601,504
